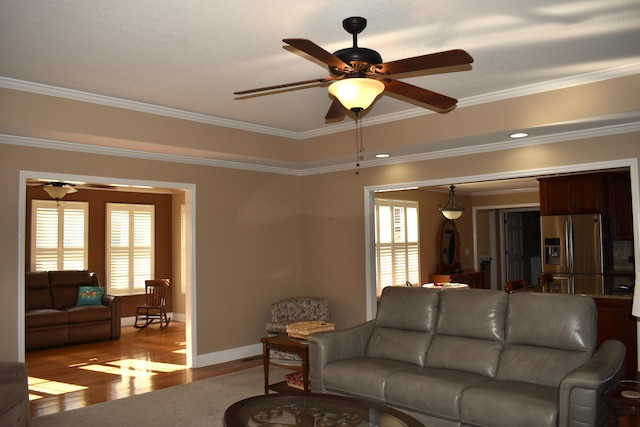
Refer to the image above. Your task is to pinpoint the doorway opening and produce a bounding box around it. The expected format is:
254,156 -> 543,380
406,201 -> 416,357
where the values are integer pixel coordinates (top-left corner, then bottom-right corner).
363,158 -> 639,320
18,171 -> 197,368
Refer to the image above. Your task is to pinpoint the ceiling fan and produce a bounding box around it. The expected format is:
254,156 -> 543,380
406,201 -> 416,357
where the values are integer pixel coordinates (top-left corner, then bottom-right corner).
234,17 -> 474,120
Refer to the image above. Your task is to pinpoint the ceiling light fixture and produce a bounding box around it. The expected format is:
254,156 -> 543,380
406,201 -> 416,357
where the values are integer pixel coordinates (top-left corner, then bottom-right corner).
328,78 -> 385,112
509,132 -> 529,138
43,182 -> 77,203
375,153 -> 390,158
438,185 -> 464,220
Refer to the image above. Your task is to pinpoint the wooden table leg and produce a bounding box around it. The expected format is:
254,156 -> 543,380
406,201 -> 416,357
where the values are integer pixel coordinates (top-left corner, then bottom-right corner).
262,339 -> 270,394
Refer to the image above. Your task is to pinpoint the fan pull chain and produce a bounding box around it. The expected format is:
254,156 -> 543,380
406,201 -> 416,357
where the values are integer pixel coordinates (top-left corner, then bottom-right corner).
355,112 -> 364,175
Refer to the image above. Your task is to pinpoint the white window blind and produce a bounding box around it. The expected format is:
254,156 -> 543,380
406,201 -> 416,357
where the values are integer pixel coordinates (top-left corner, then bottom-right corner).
106,203 -> 154,295
31,200 -> 88,271
375,199 -> 420,296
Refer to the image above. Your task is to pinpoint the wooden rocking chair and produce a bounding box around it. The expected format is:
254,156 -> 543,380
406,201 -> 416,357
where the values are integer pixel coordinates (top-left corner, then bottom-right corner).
134,279 -> 171,329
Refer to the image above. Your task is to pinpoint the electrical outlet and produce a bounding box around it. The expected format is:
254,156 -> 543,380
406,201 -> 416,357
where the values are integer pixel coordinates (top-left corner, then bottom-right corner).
465,249 -> 470,255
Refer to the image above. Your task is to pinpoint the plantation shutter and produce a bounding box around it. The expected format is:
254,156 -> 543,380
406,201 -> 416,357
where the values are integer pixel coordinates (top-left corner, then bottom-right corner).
107,204 -> 154,295
374,199 -> 420,296
31,200 -> 88,271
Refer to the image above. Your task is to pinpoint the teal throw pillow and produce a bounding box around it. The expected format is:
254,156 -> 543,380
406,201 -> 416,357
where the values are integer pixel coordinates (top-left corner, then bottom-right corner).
77,286 -> 105,306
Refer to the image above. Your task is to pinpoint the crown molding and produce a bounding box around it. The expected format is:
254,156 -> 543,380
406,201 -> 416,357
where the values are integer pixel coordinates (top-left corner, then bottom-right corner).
3,121 -> 638,177
1,63 -> 639,140
350,121 -> 640,173
0,77 -> 303,140
0,134 -> 301,176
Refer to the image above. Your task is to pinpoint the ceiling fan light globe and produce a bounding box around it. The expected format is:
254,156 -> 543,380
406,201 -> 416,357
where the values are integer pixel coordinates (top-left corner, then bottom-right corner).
328,78 -> 384,111
43,185 -> 75,200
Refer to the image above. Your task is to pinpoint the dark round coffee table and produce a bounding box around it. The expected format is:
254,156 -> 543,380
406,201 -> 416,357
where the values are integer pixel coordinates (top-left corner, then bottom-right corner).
223,392 -> 423,426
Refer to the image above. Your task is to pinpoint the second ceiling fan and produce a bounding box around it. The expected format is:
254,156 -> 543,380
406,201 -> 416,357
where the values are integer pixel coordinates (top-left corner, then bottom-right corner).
235,17 -> 474,120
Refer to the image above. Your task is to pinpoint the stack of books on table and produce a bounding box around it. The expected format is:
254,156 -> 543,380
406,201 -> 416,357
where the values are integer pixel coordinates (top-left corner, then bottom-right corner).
285,371 -> 304,390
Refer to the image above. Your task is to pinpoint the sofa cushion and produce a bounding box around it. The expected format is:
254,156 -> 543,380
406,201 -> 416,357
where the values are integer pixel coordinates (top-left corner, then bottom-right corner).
367,328 -> 432,366
322,358 -> 414,403
50,270 -> 92,309
25,309 -> 68,328
366,287 -> 439,365
25,271 -> 53,310
435,289 -> 507,340
76,286 -> 105,306
385,366 -> 491,421
374,286 -> 440,331
497,293 -> 595,387
460,380 -> 558,427
426,289 -> 507,377
66,305 -> 112,323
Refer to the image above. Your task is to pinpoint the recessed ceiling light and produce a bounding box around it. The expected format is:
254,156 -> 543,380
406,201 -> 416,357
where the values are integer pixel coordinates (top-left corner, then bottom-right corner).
375,153 -> 390,158
509,132 -> 529,138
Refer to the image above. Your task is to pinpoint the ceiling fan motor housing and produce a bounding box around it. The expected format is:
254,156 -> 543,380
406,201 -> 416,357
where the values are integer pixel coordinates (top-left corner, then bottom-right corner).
333,17 -> 382,76
333,47 -> 382,72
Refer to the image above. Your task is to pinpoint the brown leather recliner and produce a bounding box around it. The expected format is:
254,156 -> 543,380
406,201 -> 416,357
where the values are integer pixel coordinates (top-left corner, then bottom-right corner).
25,270 -> 121,350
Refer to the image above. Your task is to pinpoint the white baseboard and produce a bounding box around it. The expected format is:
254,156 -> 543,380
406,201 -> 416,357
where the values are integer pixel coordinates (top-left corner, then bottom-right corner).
196,343 -> 262,368
119,314 -> 262,368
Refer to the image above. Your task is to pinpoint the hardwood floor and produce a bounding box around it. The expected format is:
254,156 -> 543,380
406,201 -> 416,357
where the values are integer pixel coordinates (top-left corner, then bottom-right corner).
26,322 -> 262,418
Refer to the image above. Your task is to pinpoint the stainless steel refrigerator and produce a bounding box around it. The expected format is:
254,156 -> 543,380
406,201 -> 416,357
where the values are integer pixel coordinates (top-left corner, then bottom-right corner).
540,213 -> 604,294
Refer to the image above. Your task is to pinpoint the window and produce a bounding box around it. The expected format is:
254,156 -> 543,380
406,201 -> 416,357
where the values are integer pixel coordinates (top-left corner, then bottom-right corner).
180,203 -> 187,294
31,200 -> 89,271
375,199 -> 419,296
106,203 -> 154,295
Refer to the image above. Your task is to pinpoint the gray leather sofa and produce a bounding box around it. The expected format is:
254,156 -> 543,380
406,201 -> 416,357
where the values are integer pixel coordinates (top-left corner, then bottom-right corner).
309,287 -> 626,427
0,362 -> 30,426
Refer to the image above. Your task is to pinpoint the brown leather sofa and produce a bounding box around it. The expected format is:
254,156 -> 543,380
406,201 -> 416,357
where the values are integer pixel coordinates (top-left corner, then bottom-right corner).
25,270 -> 121,350
0,362 -> 30,426
310,287 -> 626,427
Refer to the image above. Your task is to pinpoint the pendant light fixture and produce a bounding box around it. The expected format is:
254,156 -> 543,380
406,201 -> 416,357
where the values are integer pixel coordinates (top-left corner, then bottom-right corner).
438,185 -> 464,220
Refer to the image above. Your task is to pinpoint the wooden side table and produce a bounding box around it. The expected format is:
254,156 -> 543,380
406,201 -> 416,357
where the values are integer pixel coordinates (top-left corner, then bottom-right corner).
261,335 -> 309,394
608,375 -> 640,426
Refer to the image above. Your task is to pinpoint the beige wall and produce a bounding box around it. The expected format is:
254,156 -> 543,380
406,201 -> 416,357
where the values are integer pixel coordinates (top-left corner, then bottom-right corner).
0,143 -> 304,360
2,135 -> 639,362
300,135 -> 640,322
1,79 -> 639,363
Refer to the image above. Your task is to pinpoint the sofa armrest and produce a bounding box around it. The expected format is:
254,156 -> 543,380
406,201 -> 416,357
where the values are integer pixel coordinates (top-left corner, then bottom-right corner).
558,339 -> 626,427
0,362 -> 30,426
308,320 -> 375,393
103,294 -> 122,340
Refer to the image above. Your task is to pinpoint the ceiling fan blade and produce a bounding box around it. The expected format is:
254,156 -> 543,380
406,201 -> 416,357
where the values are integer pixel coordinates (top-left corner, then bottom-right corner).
325,98 -> 346,120
383,79 -> 458,111
283,38 -> 350,69
234,77 -> 337,95
376,49 -> 473,75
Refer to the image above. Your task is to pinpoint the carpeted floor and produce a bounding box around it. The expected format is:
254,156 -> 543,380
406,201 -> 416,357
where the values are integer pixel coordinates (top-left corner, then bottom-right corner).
32,365 -> 290,426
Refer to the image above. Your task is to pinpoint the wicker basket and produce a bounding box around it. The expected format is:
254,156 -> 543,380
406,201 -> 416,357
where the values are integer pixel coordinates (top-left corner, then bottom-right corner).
286,321 -> 335,339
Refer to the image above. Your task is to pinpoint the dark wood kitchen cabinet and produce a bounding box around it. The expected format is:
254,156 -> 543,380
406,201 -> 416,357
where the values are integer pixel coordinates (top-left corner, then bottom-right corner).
608,171 -> 634,240
539,173 -> 606,216
594,297 -> 637,376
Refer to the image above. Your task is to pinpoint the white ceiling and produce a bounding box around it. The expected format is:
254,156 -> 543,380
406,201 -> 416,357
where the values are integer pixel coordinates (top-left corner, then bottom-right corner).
1,0 -> 639,137
2,1 -> 640,196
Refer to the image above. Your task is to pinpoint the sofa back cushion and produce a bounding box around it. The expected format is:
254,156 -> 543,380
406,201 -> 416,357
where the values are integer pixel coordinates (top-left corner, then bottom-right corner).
366,287 -> 440,366
497,293 -> 596,387
269,296 -> 329,322
49,270 -> 93,309
426,289 -> 507,378
25,271 -> 53,310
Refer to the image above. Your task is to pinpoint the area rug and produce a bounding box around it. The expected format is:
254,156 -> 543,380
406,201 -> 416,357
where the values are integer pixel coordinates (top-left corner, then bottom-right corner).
32,365 -> 290,426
